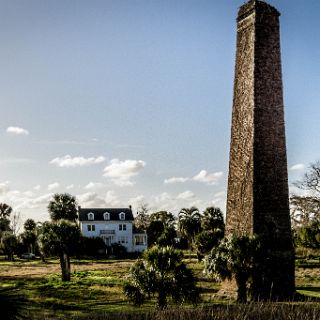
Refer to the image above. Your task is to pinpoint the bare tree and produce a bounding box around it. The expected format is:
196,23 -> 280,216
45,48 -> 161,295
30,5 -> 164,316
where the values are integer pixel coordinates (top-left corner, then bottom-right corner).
10,212 -> 22,236
291,161 -> 320,227
134,202 -> 151,232
294,161 -> 320,194
290,195 -> 320,227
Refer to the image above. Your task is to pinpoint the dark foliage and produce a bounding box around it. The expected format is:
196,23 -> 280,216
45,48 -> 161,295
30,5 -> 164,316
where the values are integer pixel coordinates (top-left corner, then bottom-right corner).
0,288 -> 29,320
0,203 -> 13,219
38,220 -> 81,281
147,212 -> 176,247
111,243 -> 127,257
124,246 -> 199,309
48,193 -> 78,222
296,221 -> 320,249
80,236 -> 107,257
205,235 -> 260,302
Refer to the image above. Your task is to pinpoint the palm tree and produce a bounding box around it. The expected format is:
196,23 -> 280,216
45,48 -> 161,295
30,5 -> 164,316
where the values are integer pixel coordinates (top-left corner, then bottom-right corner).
23,219 -> 36,232
38,220 -> 81,281
205,234 -> 259,302
0,203 -> 12,219
193,207 -> 225,259
178,207 -> 201,248
21,219 -> 37,254
201,206 -> 225,233
48,193 -> 78,222
0,203 -> 12,235
124,246 -> 199,309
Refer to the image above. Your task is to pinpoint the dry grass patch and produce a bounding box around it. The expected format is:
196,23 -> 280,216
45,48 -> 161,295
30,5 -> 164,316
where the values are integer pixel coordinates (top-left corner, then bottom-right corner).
1,255 -> 320,319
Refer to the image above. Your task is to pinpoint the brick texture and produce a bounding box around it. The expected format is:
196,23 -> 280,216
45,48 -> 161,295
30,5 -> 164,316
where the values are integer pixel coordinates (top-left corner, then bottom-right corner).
226,0 -> 295,299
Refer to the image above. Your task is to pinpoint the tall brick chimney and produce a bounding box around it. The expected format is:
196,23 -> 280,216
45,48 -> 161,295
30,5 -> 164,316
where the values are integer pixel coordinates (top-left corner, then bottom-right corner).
226,0 -> 295,299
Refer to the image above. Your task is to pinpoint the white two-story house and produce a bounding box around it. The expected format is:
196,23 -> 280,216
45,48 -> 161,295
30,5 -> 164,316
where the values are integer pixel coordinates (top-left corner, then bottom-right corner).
78,206 -> 147,253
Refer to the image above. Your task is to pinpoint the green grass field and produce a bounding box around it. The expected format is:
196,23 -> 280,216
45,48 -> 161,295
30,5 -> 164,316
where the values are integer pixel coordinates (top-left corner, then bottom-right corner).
0,253 -> 319,319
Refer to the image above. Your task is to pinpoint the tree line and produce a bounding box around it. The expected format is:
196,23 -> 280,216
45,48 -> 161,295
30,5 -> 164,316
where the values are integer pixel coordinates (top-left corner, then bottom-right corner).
134,205 -> 225,259
1,160 -> 320,308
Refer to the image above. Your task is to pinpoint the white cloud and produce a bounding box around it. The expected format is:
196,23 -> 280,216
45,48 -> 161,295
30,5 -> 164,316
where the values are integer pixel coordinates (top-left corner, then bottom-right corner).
23,191 -> 34,197
28,193 -> 53,207
164,177 -> 189,184
48,182 -> 60,191
112,179 -> 135,187
0,184 -> 54,214
77,192 -> 99,204
151,191 -> 200,214
66,184 -> 74,190
49,155 -> 106,168
164,170 -> 223,185
103,159 -> 146,186
128,195 -> 146,210
214,191 -> 225,198
211,191 -> 226,209
84,182 -> 104,190
105,191 -> 120,206
77,191 -> 119,208
290,163 -> 305,171
33,185 -> 41,191
177,190 -> 195,200
6,126 -> 29,135
0,181 -> 10,195
154,192 -> 172,203
193,170 -> 223,185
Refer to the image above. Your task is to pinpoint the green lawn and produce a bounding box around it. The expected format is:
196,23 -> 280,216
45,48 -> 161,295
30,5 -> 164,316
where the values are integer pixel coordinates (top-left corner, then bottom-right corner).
0,254 -> 319,319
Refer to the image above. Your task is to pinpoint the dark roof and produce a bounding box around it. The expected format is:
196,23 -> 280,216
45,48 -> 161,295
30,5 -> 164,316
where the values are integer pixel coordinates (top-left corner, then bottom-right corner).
79,207 -> 134,221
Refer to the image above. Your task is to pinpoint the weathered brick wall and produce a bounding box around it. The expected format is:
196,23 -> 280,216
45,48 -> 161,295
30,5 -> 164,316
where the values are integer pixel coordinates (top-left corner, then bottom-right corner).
226,0 -> 295,299
226,5 -> 255,236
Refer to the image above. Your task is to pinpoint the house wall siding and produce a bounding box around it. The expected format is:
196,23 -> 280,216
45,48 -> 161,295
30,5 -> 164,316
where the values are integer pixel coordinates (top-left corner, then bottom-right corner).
80,221 -> 134,251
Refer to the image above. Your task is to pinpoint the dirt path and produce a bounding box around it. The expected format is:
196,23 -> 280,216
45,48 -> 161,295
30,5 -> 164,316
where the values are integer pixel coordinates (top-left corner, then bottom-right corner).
0,259 -> 134,279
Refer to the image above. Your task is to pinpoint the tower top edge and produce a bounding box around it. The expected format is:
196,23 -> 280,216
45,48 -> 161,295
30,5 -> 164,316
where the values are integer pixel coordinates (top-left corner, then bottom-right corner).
237,0 -> 280,22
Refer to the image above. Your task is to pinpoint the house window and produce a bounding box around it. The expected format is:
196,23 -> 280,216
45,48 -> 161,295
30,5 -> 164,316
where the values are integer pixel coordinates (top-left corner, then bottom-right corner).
87,224 -> 95,232
134,235 -> 146,245
104,212 -> 110,220
119,212 -> 125,220
88,212 -> 94,221
118,236 -> 128,244
119,224 -> 126,231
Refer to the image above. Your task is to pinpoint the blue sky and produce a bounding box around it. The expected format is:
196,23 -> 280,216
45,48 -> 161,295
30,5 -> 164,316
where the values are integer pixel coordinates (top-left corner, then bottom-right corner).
0,0 -> 319,222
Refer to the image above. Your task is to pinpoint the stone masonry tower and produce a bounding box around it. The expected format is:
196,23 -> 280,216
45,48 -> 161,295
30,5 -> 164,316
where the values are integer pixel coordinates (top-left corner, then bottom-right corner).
226,0 -> 295,299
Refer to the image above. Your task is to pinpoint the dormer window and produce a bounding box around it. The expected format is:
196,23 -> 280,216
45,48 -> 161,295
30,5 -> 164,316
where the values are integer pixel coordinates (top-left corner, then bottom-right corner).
104,212 -> 110,220
88,212 -> 94,221
119,212 -> 125,220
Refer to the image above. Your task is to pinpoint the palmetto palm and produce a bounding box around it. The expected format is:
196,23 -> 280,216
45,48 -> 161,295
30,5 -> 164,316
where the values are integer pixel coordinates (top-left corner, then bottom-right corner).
178,207 -> 201,247
124,246 -> 199,309
48,193 -> 78,222
205,235 -> 258,302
